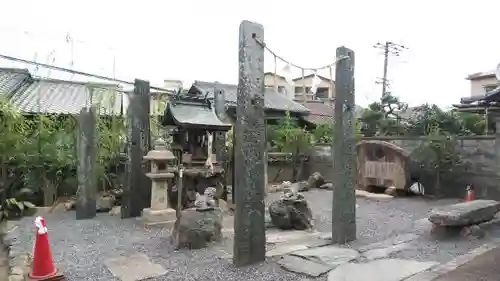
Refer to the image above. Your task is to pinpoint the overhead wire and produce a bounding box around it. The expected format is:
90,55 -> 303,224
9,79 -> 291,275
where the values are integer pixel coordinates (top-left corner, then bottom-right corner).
0,53 -> 174,93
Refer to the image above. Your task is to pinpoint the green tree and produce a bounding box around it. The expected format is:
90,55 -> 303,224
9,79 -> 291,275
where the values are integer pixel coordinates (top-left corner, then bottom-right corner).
359,93 -> 407,136
405,104 -> 484,136
410,125 -> 467,196
312,120 -> 363,145
269,111 -> 312,181
455,112 -> 487,135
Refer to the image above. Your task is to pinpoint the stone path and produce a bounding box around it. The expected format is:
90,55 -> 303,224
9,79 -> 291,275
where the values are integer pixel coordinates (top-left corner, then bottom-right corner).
266,225 -> 500,281
270,231 -> 439,280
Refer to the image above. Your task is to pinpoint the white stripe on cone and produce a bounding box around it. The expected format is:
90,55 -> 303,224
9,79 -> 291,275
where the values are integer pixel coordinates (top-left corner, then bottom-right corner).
34,216 -> 48,234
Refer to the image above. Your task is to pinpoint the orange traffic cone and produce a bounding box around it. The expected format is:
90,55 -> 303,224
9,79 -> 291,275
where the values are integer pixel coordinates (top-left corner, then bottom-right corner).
28,216 -> 59,280
465,185 -> 475,202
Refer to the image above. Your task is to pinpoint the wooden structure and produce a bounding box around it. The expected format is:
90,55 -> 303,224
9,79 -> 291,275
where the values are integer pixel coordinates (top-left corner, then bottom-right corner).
161,90 -> 231,209
356,140 -> 410,191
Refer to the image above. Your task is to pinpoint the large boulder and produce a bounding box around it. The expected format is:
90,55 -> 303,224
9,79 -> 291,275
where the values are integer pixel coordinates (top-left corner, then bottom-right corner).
428,200 -> 500,227
268,191 -> 313,230
171,207 -> 223,249
307,172 -> 325,189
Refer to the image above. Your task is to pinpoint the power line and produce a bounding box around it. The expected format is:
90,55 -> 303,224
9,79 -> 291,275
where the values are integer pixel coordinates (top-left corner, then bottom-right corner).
0,53 -> 172,93
374,41 -> 408,97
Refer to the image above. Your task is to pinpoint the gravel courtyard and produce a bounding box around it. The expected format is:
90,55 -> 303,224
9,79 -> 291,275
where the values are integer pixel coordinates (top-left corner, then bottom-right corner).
9,190 -> 493,280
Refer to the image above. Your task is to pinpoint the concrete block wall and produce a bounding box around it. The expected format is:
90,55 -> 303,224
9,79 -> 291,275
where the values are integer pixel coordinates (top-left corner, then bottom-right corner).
309,135 -> 500,200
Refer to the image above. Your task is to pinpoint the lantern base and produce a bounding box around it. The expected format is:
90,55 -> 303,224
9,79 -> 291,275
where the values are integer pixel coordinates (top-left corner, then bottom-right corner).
142,208 -> 177,225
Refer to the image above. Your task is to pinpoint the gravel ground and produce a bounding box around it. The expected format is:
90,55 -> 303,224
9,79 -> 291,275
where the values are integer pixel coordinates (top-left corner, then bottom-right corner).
9,190 -> 493,281
267,189 -> 462,245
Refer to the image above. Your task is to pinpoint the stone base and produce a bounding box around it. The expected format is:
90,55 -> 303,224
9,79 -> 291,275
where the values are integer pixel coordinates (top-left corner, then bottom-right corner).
141,208 -> 177,227
430,224 -> 486,240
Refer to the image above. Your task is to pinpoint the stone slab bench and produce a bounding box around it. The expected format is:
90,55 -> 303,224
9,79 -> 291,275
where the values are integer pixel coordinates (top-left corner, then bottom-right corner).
428,200 -> 500,239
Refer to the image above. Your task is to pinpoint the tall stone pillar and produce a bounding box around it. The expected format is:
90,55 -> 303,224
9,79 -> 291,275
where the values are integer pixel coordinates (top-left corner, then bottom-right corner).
233,20 -> 266,267
331,46 -> 357,243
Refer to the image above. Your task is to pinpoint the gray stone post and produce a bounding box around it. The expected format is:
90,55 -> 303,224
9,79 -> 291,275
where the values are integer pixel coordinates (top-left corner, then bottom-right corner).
214,85 -> 229,200
233,20 -> 266,267
76,106 -> 98,220
122,79 -> 151,218
213,85 -> 227,163
331,47 -> 357,243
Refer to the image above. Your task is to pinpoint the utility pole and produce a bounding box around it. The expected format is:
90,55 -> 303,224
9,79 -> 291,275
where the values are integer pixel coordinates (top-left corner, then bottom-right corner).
374,41 -> 407,97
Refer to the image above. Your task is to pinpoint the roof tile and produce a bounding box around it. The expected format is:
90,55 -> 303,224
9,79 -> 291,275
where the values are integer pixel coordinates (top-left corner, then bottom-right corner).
193,81 -> 309,114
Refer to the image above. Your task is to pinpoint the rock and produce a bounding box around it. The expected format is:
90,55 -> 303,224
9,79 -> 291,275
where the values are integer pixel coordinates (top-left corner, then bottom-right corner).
460,225 -> 486,239
358,233 -> 418,252
268,196 -> 313,230
266,229 -> 312,244
171,207 -> 223,249
96,195 -> 115,212
194,191 -> 216,210
278,255 -> 332,277
266,244 -> 309,257
428,200 -> 500,227
307,172 -> 325,189
384,186 -> 397,196
291,246 -> 360,267
108,206 -> 121,216
429,224 -> 456,239
318,183 -> 333,190
64,199 -> 76,211
355,190 -> 393,200
204,187 -> 217,199
362,242 -> 411,261
327,259 -> 438,281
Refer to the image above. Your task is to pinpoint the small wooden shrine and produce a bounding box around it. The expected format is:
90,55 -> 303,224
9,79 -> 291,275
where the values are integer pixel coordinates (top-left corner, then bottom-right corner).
162,89 -> 231,209
356,140 -> 411,191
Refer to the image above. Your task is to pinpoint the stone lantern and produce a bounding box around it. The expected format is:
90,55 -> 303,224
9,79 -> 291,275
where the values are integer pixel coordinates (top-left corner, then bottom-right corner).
142,138 -> 177,225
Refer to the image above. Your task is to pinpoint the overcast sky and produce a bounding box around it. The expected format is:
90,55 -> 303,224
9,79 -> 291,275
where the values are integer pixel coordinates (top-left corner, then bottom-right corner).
1,0 -> 499,107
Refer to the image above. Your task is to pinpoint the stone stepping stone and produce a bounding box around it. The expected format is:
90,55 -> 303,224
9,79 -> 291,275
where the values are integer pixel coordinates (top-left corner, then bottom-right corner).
363,242 -> 412,261
266,229 -> 316,244
278,255 -> 332,277
104,253 -> 167,281
291,246 -> 360,267
358,233 -> 418,252
327,258 -> 437,281
267,244 -> 309,257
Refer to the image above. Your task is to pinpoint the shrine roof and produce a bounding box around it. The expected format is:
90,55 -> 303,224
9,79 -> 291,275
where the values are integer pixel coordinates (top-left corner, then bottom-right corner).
189,81 -> 310,114
163,100 -> 231,131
